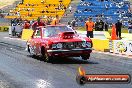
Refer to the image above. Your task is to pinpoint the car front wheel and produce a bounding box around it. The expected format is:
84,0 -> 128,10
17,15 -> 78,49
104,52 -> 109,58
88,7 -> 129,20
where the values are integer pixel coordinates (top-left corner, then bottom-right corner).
41,47 -> 53,62
81,54 -> 90,60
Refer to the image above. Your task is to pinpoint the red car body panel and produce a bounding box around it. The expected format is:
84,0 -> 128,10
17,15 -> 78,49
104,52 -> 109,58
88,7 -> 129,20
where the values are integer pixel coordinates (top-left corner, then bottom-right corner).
27,25 -> 93,57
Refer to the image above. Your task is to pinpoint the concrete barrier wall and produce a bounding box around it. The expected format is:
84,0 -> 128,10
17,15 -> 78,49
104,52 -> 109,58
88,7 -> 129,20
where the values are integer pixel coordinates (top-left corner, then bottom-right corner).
113,40 -> 132,56
0,26 -> 9,32
91,38 -> 110,52
21,29 -> 34,41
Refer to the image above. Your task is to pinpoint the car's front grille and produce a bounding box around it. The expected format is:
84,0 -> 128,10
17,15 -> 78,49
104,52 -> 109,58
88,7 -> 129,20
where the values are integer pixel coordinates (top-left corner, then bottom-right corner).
62,42 -> 82,49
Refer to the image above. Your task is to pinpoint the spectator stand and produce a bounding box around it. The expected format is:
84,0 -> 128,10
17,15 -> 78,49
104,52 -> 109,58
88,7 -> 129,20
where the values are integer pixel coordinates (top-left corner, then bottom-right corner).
5,0 -> 71,21
74,0 -> 131,27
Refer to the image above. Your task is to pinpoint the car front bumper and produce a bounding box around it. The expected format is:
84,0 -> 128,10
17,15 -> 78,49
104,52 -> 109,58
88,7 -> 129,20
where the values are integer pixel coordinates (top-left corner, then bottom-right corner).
47,48 -> 93,57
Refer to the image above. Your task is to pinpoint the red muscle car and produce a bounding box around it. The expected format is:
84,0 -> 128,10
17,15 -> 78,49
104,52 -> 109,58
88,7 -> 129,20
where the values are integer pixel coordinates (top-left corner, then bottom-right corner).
27,25 -> 93,62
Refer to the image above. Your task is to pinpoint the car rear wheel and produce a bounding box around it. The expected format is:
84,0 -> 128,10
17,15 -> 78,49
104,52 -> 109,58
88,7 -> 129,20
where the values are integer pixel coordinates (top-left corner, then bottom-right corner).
81,54 -> 90,60
41,47 -> 52,62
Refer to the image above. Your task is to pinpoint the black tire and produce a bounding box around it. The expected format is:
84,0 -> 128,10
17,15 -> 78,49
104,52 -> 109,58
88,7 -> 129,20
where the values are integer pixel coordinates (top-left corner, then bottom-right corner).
41,47 -> 53,62
82,54 -> 90,60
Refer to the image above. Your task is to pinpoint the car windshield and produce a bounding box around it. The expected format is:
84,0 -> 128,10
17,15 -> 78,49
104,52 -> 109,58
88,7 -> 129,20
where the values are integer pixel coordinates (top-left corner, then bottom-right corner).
44,26 -> 74,37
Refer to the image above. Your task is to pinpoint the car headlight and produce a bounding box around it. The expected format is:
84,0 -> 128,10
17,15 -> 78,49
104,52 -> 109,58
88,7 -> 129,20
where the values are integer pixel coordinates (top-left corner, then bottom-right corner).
86,42 -> 91,48
56,43 -> 63,49
82,42 -> 87,47
52,44 -> 57,49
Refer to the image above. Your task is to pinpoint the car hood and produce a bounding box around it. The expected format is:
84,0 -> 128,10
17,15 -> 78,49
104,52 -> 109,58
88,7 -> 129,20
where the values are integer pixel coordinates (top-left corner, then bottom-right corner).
43,36 -> 92,44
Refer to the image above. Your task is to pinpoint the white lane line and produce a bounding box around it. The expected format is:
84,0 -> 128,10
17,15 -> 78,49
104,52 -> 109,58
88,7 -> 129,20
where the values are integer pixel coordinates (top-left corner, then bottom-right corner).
4,37 -> 26,41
